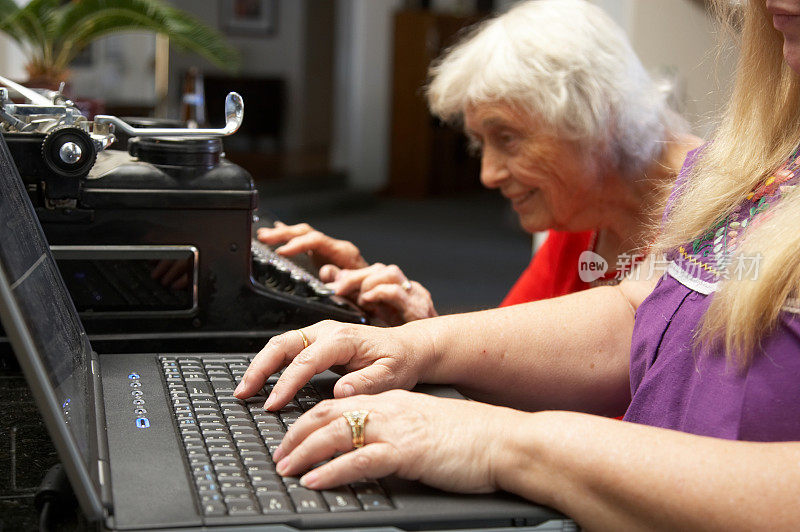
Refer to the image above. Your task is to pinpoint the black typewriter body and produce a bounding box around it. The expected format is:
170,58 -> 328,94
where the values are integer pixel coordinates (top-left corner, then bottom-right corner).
0,84 -> 365,353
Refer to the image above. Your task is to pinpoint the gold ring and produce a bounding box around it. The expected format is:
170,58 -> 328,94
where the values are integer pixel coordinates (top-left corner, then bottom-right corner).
294,329 -> 309,349
342,410 -> 369,449
401,280 -> 412,292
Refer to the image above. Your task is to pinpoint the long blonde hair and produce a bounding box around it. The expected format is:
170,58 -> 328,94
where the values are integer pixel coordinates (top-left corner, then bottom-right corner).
654,0 -> 800,365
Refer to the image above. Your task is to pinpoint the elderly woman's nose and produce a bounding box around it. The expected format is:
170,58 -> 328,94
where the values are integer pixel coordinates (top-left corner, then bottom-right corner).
479,151 -> 509,188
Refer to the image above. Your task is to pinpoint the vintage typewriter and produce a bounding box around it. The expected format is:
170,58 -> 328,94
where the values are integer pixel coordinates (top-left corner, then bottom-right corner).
0,75 -> 365,353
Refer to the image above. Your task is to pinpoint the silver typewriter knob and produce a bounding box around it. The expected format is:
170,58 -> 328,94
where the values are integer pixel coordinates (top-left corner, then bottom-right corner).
41,126 -> 97,179
59,141 -> 82,164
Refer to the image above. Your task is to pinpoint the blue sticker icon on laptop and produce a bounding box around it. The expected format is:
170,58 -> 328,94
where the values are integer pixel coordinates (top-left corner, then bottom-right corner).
135,417 -> 150,429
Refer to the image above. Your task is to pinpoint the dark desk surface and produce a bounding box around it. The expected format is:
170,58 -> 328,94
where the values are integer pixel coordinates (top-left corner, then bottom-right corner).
0,352 -> 60,530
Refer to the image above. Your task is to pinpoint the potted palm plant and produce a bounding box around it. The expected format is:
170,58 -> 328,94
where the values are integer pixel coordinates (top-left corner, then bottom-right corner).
0,0 -> 240,85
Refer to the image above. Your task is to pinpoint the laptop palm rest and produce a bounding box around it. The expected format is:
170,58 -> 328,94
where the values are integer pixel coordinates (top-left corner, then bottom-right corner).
101,354 -> 201,528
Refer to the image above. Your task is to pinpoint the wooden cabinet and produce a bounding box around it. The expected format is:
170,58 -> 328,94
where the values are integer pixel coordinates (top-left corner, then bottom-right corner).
387,10 -> 484,198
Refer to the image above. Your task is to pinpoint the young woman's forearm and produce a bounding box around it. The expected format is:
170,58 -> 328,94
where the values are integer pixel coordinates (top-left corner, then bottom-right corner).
499,411 -> 800,530
401,286 -> 636,415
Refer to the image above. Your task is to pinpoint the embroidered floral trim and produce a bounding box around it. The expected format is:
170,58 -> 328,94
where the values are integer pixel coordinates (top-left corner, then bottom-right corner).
678,245 -> 722,276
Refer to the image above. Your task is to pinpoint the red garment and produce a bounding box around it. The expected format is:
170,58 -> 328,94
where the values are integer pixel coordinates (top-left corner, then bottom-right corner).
500,230 -> 618,307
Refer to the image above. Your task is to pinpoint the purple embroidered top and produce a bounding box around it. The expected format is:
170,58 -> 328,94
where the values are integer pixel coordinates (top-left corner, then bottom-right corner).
623,148 -> 800,441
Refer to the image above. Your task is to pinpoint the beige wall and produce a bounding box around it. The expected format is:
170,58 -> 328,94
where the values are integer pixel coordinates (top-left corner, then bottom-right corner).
0,34 -> 25,81
592,0 -> 737,137
627,0 -> 737,137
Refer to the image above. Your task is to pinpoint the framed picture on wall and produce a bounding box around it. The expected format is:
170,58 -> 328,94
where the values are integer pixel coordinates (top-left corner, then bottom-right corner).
220,0 -> 278,37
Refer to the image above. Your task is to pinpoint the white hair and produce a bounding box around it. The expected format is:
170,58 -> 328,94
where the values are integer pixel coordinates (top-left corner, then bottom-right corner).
426,0 -> 678,175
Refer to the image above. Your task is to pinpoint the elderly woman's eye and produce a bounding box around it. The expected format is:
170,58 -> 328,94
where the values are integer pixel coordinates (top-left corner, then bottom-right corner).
499,132 -> 517,147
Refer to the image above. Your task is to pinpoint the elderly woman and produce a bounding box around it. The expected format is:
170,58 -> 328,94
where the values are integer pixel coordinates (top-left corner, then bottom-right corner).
258,0 -> 701,325
235,0 -> 800,528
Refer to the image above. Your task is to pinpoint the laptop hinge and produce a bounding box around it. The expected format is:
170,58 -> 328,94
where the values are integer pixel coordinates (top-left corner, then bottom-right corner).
91,352 -> 114,510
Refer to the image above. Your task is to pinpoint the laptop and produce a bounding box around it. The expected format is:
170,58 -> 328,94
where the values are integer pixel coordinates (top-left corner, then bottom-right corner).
0,134 -> 568,531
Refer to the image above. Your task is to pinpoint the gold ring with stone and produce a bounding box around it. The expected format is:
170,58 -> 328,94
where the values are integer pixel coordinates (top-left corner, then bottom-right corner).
401,280 -> 412,292
342,410 -> 369,449
295,329 -> 309,349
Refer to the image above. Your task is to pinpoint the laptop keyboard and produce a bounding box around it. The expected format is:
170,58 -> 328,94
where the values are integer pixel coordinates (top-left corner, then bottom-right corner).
160,355 -> 394,517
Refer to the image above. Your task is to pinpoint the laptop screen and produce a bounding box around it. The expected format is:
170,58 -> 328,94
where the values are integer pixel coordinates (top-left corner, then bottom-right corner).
0,135 -> 97,485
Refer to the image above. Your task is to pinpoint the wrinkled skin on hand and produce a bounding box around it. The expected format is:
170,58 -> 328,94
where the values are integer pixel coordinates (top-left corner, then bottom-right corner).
235,320 -> 434,410
271,390 -> 514,493
321,263 -> 438,325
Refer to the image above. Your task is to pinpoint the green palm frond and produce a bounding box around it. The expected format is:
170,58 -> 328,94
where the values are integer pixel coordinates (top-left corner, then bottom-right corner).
54,0 -> 239,71
1,0 -> 240,80
0,0 -> 49,48
0,0 -> 26,42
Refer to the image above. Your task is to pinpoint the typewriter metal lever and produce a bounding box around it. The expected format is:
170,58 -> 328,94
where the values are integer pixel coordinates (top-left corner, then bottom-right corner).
1,74 -> 244,147
0,73 -> 53,106
94,92 -> 244,138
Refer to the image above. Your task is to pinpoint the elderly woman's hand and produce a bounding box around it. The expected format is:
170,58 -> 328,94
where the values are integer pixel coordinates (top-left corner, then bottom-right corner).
234,321 -> 435,410
257,222 -> 369,270
321,263 -> 438,325
272,390 -> 516,493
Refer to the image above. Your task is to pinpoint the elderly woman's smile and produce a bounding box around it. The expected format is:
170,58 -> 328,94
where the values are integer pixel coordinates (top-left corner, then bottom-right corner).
507,189 -> 538,208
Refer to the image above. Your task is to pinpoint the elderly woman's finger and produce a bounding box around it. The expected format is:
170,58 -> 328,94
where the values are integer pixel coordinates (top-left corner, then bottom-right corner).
273,230 -> 330,256
299,443 -> 401,490
360,282 -> 438,323
256,222 -> 314,245
234,327 -> 311,399
358,284 -> 407,308
327,264 -> 387,295
271,231 -> 366,270
276,415 -> 354,476
358,264 -> 408,293
318,264 -> 341,283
